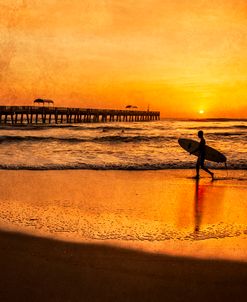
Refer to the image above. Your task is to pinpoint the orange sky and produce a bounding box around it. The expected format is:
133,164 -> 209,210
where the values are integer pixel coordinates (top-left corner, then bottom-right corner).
0,0 -> 247,118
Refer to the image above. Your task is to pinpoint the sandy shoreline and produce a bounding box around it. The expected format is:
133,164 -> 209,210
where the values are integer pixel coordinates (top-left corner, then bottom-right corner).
0,169 -> 246,258
0,169 -> 247,301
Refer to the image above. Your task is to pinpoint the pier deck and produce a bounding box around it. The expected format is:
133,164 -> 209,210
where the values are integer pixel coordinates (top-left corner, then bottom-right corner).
0,106 -> 160,124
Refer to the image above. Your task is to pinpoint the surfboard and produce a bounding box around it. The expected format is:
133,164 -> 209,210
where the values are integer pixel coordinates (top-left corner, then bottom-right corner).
178,138 -> 227,163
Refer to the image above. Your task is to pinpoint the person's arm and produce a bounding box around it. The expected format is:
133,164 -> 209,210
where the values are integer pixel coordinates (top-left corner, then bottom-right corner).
190,146 -> 199,155
190,140 -> 204,155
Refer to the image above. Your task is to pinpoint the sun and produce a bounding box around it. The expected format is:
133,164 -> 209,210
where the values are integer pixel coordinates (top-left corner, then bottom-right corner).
199,109 -> 205,115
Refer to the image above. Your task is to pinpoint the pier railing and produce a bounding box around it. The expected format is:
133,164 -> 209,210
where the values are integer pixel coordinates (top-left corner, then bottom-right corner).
0,106 -> 160,124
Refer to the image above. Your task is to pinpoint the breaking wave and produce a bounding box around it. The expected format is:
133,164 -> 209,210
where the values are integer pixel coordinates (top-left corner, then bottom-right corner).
0,135 -> 176,144
0,162 -> 246,170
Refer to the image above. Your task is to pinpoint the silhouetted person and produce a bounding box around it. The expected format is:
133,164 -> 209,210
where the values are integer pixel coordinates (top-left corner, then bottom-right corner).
191,130 -> 214,179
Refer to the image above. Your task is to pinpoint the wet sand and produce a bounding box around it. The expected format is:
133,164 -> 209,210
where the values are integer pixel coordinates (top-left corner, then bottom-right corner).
0,170 -> 247,301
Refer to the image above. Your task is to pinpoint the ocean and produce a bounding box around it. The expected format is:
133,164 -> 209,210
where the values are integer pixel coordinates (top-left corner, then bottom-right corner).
0,119 -> 246,170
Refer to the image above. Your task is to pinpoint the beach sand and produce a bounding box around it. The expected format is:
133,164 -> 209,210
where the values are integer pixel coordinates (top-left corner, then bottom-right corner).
0,170 -> 247,301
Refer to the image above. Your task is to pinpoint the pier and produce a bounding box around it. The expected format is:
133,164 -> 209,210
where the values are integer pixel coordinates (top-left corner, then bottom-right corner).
0,106 -> 160,125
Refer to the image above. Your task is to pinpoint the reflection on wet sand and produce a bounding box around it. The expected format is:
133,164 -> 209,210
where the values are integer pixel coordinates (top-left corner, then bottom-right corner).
194,179 -> 204,234
193,178 -> 225,237
0,170 -> 246,261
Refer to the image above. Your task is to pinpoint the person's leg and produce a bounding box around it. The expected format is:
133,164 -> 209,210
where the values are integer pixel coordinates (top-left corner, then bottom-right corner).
201,161 -> 214,179
195,157 -> 200,178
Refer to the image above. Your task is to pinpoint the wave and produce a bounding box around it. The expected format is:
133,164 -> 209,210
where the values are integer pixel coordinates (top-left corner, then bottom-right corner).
0,135 -> 176,144
235,125 -> 247,129
94,135 -> 176,143
188,118 -> 247,122
208,132 -> 247,137
0,162 -> 246,170
1,133 -> 245,144
189,125 -> 247,130
93,126 -> 143,131
0,124 -> 143,131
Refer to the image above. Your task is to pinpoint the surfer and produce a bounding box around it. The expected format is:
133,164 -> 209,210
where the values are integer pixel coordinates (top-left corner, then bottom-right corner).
191,130 -> 214,180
